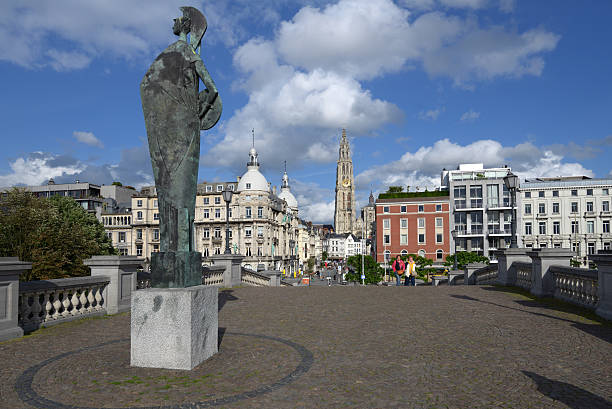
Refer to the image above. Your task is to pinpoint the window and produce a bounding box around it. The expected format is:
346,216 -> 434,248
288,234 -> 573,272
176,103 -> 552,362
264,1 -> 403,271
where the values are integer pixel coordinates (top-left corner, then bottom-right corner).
539,191 -> 545,198
215,208 -> 221,218
214,246 -> 221,255
538,203 -> 546,214
572,242 -> 579,253
587,202 -> 594,212
384,234 -> 390,244
106,232 -> 112,240
436,250 -> 443,260
588,242 -> 596,255
246,207 -> 252,218
203,197 -> 209,204
418,249 -> 426,258
136,229 -> 142,240
436,217 -> 443,228
217,185 -> 223,192
603,188 -> 609,195
587,189 -> 593,196
525,222 -> 532,235
400,205 -> 407,213
245,227 -> 252,238
257,226 -> 264,237
214,197 -> 221,204
525,204 -> 531,214
400,234 -> 407,244
229,207 -> 233,218
552,202 -> 559,214
119,232 -> 126,243
227,229 -> 232,239
436,233 -> 443,243
383,250 -> 391,261
571,221 -> 579,234
203,208 -> 209,218
605,242 -> 611,250
119,248 -> 128,256
203,247 -> 209,257
418,205 -> 424,213
552,190 -> 559,197
400,219 -> 407,229
604,220 -> 610,233
258,206 -> 263,218
603,201 -> 610,212
137,211 -> 143,220
383,219 -> 390,229
257,246 -> 263,256
587,221 -> 594,234
153,213 -> 159,220
553,222 -> 560,235
540,243 -> 547,249
418,233 -> 425,243
214,227 -> 221,238
418,218 -> 425,228
154,200 -> 158,208
539,222 -> 546,235
228,184 -> 235,191
571,202 -> 578,213
136,245 -> 142,256
383,206 -> 389,213
206,185 -> 212,192
436,204 -> 442,212
203,228 -> 210,238
571,190 -> 578,196
137,200 -> 142,207
524,192 -> 531,198
153,244 -> 159,253
246,183 -> 251,189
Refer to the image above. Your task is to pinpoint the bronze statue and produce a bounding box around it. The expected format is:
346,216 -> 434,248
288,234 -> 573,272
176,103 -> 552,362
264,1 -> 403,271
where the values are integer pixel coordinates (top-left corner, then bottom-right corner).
140,6 -> 221,287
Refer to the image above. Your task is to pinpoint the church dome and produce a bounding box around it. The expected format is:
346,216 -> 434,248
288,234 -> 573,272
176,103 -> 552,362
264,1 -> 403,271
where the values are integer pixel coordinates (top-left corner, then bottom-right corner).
278,171 -> 298,210
237,147 -> 270,193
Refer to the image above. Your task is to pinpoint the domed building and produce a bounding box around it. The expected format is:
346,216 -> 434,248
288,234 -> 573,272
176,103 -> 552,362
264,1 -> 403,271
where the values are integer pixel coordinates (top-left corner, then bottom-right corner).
236,148 -> 270,193
277,169 -> 298,214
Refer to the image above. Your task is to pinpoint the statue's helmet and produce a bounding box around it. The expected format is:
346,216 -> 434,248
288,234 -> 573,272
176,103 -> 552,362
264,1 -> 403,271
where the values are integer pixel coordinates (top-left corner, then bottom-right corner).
180,6 -> 207,49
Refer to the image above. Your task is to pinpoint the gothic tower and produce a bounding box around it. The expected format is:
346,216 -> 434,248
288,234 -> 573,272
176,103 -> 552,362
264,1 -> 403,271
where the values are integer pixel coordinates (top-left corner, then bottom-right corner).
334,129 -> 356,234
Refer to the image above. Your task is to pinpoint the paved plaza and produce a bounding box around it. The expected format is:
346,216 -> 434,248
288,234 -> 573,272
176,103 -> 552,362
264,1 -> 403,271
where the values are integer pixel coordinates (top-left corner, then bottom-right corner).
1,285 -> 611,409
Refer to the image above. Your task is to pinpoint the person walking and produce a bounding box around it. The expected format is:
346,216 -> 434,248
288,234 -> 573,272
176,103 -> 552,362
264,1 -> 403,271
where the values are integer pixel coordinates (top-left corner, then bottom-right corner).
391,255 -> 405,286
405,256 -> 416,286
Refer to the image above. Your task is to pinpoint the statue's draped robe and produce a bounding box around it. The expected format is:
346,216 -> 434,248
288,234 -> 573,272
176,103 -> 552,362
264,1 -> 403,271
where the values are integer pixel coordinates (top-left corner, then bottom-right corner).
141,40 -> 201,253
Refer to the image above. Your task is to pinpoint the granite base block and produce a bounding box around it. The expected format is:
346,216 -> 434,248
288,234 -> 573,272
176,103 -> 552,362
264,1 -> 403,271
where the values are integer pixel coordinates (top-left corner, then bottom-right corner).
131,285 -> 218,370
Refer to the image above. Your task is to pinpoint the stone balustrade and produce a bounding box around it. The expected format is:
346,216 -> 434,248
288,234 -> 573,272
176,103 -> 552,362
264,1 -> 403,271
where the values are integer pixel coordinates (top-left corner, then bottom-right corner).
19,276 -> 110,333
241,269 -> 271,286
513,261 -> 533,290
202,266 -> 225,286
549,265 -> 599,309
474,265 -> 498,284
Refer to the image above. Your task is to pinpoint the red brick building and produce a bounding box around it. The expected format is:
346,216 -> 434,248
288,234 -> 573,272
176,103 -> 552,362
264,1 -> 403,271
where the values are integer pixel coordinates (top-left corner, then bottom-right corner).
375,192 -> 450,264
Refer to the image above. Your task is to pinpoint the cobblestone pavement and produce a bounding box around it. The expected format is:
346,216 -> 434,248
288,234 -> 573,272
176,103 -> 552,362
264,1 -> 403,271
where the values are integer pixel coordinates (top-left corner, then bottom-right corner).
1,285 -> 611,408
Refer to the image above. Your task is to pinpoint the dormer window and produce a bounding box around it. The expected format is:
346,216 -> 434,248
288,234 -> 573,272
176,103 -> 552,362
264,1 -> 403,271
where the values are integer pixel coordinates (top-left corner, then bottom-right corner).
246,183 -> 251,189
206,185 -> 212,192
228,185 -> 235,191
217,185 -> 223,192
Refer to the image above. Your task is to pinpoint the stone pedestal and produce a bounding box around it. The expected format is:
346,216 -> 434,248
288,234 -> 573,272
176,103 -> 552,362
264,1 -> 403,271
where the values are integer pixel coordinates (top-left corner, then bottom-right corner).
495,249 -> 531,286
84,255 -> 142,314
151,251 -> 202,288
211,254 -> 245,287
590,250 -> 612,321
131,285 -> 218,370
465,263 -> 487,285
527,248 -> 574,297
262,270 -> 282,286
0,258 -> 31,341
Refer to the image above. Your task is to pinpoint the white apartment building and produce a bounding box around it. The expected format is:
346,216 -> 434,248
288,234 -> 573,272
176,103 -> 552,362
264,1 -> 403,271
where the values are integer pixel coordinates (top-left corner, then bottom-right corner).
443,163 -> 516,260
518,177 -> 612,266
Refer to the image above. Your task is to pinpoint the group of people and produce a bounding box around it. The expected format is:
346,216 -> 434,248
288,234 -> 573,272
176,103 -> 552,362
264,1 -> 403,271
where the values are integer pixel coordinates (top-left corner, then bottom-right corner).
391,255 -> 417,286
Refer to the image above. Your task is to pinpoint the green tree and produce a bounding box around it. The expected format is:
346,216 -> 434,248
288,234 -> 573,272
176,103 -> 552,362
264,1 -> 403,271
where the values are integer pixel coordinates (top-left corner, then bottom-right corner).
344,254 -> 383,284
386,186 -> 404,193
111,181 -> 123,186
400,254 -> 436,280
444,251 -> 489,270
322,251 -> 328,261
307,256 -> 315,274
0,189 -> 116,281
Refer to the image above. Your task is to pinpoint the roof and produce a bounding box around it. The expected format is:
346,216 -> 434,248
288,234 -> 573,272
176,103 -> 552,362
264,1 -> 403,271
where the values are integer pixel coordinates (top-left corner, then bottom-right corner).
278,187 -> 298,209
377,191 -> 449,201
521,178 -> 612,190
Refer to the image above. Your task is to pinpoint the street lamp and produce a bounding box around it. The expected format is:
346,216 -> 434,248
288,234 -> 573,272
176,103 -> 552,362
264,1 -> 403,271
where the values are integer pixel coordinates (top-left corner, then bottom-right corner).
503,171 -> 519,248
222,188 -> 233,254
451,228 -> 458,270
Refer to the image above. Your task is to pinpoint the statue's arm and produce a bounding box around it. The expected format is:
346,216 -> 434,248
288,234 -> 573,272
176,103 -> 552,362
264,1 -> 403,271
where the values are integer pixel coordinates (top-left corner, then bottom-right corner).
195,59 -> 218,103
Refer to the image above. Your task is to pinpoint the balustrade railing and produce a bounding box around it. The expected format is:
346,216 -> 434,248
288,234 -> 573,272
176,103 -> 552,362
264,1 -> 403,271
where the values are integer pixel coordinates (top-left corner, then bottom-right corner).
550,266 -> 599,309
241,269 -> 271,286
474,265 -> 498,284
203,266 -> 225,286
19,276 -> 110,332
514,261 -> 533,290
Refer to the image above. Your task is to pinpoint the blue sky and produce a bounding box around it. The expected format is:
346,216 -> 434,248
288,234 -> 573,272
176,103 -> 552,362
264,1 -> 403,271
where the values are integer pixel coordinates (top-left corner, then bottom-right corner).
1,0 -> 611,223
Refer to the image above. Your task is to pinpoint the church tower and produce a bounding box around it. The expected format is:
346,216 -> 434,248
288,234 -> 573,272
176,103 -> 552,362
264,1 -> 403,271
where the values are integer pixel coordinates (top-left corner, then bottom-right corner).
334,129 -> 356,234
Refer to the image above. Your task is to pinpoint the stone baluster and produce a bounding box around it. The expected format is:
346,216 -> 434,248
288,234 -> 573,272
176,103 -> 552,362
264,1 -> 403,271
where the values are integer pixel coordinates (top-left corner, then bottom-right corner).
589,250 -> 612,321
464,263 -> 488,285
211,254 -> 245,288
495,249 -> 531,286
0,258 -> 32,341
527,248 -> 575,298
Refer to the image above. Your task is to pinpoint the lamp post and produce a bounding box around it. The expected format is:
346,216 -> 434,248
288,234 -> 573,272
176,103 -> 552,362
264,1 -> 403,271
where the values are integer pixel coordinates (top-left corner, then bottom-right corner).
451,228 -> 458,270
503,171 -> 519,248
222,188 -> 233,254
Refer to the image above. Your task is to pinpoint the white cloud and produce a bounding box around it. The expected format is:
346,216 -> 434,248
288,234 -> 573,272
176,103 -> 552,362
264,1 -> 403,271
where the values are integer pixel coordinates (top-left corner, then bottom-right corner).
418,108 -> 443,120
0,153 -> 84,187
439,0 -> 488,9
47,50 -> 92,71
460,109 -> 480,121
356,138 -> 593,191
292,179 -> 335,223
73,131 -> 104,148
498,0 -> 515,13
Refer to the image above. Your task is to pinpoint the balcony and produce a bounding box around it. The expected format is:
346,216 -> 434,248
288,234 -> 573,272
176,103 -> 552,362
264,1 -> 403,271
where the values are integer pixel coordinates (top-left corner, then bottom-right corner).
486,198 -> 511,209
601,210 -> 611,216
536,212 -> 547,219
458,228 -> 484,236
584,211 -> 596,218
470,199 -> 483,209
488,227 -> 511,235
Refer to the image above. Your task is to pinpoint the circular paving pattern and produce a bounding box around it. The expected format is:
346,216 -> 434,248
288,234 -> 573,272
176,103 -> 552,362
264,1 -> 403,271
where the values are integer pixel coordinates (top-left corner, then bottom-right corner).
16,332 -> 314,409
